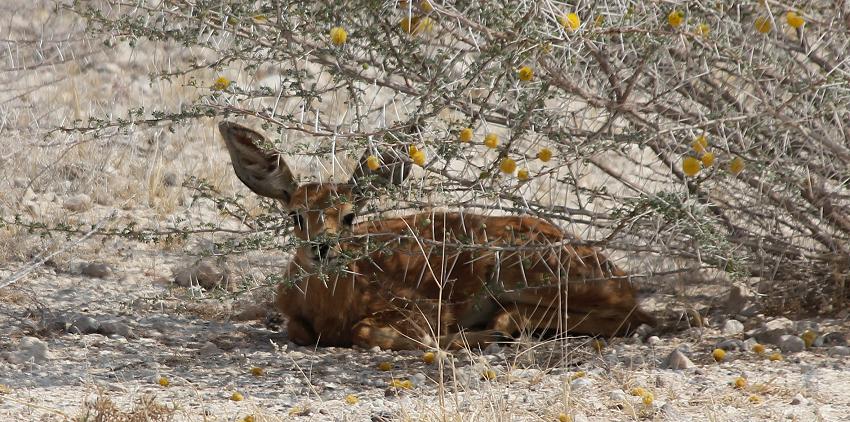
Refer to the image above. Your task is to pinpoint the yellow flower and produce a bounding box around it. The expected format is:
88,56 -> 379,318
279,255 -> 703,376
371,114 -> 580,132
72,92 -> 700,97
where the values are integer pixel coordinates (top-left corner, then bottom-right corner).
642,392 -> 654,406
400,16 -> 433,34
560,13 -> 581,31
752,343 -> 765,354
330,26 -> 348,45
252,15 -> 267,22
459,127 -> 473,142
697,23 -> 710,36
231,392 -> 244,401
748,395 -> 762,404
629,387 -> 646,397
212,76 -> 231,91
701,152 -> 715,167
692,135 -> 708,153
729,156 -> 745,175
250,367 -> 264,377
537,148 -> 552,162
769,352 -> 782,361
499,158 -> 517,174
712,348 -> 726,362
417,17 -> 434,33
420,0 -> 433,13
366,155 -> 381,171
345,394 -> 359,405
422,351 -> 435,364
734,377 -> 747,389
517,168 -> 529,181
484,133 -> 499,149
242,416 -> 255,422
400,16 -> 417,33
157,376 -> 170,387
408,145 -> 419,155
412,150 -> 426,166
754,17 -> 772,34
786,11 -> 804,29
378,361 -> 393,371
682,156 -> 701,177
570,371 -> 586,380
481,369 -> 497,380
389,379 -> 413,389
802,330 -> 816,348
668,10 -> 684,28
517,66 -> 534,82
558,414 -> 572,422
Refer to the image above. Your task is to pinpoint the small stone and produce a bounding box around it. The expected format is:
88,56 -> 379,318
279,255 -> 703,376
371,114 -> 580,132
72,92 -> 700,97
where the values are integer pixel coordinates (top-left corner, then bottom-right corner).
197,342 -> 221,356
715,339 -> 745,351
609,389 -> 626,401
162,172 -> 180,187
749,317 -> 794,345
660,403 -> 680,418
70,316 -> 100,334
63,194 -> 92,212
814,332 -> 847,347
13,178 -> 28,188
410,373 -> 427,387
81,263 -> 112,278
790,394 -> 807,405
725,285 -> 749,315
675,343 -> 692,354
99,320 -> 134,338
570,377 -> 593,391
634,324 -> 653,339
646,336 -> 661,346
828,346 -> 850,357
744,337 -> 760,351
3,336 -> 52,363
777,335 -> 805,353
722,319 -> 745,336
233,304 -> 268,321
483,342 -> 501,355
173,258 -> 233,291
663,349 -> 694,370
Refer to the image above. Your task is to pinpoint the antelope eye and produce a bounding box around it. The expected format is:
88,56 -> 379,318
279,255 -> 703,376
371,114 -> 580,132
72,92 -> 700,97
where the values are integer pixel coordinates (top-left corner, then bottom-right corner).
342,213 -> 355,227
290,212 -> 305,231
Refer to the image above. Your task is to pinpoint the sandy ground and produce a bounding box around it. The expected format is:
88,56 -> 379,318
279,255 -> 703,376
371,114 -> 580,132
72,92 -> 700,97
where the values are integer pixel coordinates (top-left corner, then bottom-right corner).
1,258 -> 849,421
1,2 -> 848,421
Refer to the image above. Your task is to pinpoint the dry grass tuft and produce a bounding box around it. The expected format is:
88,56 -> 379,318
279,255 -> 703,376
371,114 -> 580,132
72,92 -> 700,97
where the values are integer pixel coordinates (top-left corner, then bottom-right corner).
75,392 -> 175,422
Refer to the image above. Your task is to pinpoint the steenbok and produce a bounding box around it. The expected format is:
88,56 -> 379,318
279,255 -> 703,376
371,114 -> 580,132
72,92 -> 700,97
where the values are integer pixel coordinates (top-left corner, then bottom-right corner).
219,121 -> 654,350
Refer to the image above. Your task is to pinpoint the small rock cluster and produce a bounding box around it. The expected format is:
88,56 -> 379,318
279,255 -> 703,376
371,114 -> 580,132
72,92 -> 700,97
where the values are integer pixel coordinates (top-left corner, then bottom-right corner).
47,313 -> 135,338
663,315 -> 848,369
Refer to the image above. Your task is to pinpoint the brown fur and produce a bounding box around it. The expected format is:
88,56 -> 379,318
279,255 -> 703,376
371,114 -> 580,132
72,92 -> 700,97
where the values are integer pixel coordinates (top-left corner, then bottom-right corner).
219,121 -> 655,350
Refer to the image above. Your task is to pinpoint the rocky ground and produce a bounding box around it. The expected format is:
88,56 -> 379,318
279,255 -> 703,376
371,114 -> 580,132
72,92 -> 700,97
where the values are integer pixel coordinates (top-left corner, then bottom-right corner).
1,254 -> 848,421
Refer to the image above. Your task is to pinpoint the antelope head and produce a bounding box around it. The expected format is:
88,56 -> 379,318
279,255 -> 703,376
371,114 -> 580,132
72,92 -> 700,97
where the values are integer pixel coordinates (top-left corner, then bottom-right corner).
218,121 -> 411,269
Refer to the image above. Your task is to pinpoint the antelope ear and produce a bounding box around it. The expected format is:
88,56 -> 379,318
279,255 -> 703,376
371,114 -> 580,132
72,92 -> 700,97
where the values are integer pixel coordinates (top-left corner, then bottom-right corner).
218,121 -> 297,204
